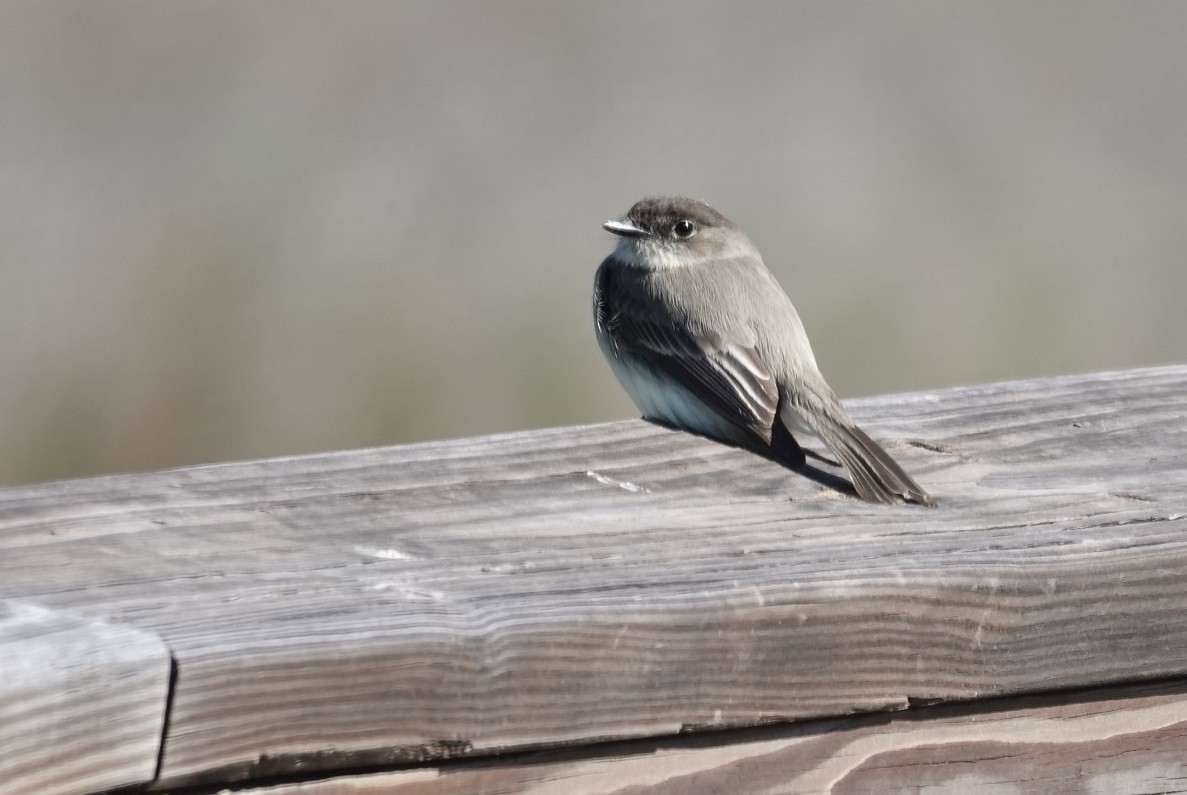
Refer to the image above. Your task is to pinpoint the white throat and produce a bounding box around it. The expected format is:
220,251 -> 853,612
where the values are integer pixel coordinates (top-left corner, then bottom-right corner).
611,238 -> 690,270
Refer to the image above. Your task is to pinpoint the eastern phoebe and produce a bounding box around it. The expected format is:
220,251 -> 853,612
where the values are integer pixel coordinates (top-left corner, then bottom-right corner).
594,196 -> 934,506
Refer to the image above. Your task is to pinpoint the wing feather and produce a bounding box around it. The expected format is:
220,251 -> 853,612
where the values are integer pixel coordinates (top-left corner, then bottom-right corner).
596,261 -> 779,443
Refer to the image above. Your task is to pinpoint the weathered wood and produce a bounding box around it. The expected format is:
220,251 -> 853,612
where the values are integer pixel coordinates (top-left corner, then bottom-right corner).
0,600 -> 170,795
0,365 -> 1184,790
234,678 -> 1187,794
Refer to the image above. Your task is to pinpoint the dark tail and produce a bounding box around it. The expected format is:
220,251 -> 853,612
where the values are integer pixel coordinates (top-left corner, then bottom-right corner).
810,412 -> 935,507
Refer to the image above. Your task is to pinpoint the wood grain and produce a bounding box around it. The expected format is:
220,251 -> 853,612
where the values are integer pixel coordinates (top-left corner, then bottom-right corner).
0,365 -> 1185,789
233,678 -> 1187,795
0,599 -> 170,795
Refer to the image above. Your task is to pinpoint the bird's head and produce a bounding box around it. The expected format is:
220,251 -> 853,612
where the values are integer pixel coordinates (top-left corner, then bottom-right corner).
603,196 -> 752,269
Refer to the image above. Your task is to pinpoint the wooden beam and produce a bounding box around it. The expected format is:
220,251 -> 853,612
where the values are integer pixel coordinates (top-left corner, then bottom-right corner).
229,678 -> 1187,794
0,600 -> 170,794
0,365 -> 1184,789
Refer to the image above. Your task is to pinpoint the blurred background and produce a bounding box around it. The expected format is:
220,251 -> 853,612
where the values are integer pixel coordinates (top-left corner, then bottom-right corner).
1,2 -> 1184,485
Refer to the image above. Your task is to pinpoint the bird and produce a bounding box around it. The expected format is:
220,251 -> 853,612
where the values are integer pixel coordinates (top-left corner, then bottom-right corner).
593,196 -> 934,506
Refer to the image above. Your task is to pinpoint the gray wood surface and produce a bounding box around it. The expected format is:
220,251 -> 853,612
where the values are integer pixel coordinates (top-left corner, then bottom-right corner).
0,365 -> 1185,790
0,600 -> 170,795
240,679 -> 1187,794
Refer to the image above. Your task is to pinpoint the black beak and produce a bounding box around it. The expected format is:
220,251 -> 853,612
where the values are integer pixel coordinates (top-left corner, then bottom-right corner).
602,218 -> 647,238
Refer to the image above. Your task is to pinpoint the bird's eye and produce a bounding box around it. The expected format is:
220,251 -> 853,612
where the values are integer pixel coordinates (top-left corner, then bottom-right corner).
672,219 -> 697,239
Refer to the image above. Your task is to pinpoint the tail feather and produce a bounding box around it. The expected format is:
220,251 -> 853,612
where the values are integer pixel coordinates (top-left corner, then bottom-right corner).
800,403 -> 935,507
